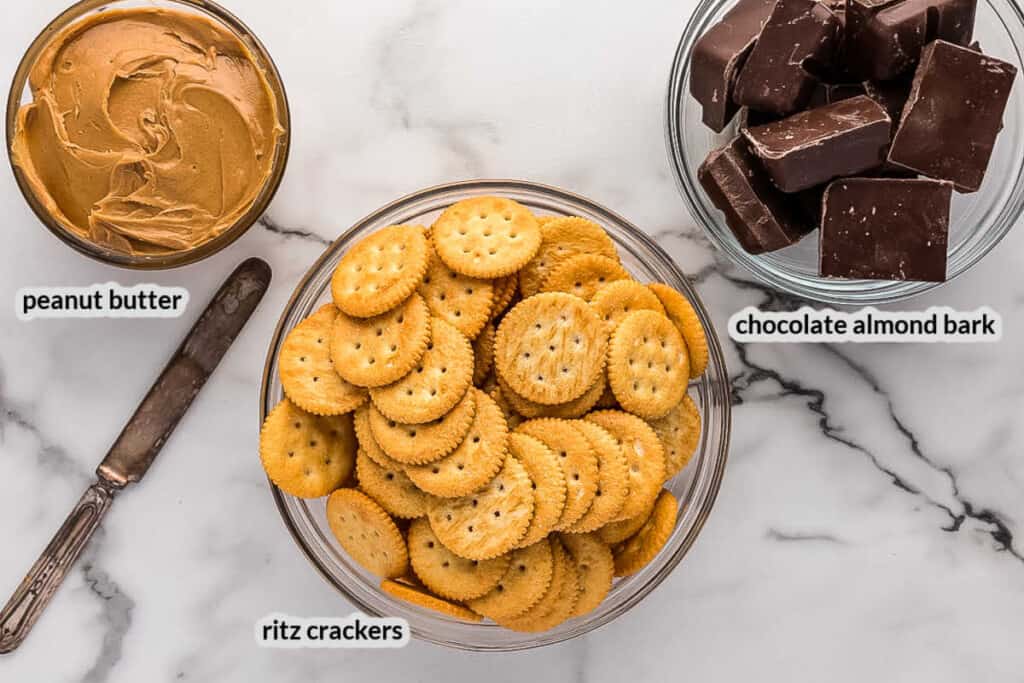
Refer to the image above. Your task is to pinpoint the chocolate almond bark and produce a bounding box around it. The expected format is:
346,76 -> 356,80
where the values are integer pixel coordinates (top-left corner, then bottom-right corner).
733,0 -> 842,115
698,138 -> 811,254
888,40 -> 1017,192
743,95 -> 891,192
689,0 -> 776,132
820,177 -> 952,281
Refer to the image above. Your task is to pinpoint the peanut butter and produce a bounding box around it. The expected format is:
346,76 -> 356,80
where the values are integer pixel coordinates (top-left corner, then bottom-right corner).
11,8 -> 285,256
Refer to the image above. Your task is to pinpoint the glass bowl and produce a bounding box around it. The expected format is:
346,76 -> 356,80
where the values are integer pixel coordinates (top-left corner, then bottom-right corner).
666,0 -> 1024,304
5,0 -> 291,270
259,180 -> 732,651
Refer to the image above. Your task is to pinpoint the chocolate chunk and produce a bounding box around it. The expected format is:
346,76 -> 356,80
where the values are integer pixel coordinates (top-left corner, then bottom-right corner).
737,107 -> 782,131
690,0 -> 776,132
888,40 -> 1017,192
698,138 -> 811,254
862,79 -> 912,122
820,177 -> 952,281
733,0 -> 842,115
743,95 -> 891,192
807,81 -> 867,108
847,0 -> 974,80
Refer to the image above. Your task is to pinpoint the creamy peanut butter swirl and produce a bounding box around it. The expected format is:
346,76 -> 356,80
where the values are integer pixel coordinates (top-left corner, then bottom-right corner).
12,8 -> 285,256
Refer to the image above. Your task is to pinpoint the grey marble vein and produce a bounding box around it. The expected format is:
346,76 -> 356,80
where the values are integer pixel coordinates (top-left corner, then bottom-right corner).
258,216 -> 332,246
765,529 -> 845,544
79,556 -> 134,683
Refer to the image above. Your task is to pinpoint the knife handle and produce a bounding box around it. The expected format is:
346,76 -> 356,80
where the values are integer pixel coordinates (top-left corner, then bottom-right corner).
0,480 -> 116,654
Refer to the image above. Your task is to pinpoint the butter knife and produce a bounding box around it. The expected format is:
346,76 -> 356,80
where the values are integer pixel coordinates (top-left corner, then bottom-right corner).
0,257 -> 272,654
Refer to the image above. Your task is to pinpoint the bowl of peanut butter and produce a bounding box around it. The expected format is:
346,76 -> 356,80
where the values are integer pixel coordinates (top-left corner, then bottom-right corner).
6,0 -> 290,268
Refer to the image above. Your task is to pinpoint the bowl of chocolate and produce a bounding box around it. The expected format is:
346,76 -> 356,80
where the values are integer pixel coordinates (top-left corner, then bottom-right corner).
666,0 -> 1022,303
6,0 -> 290,269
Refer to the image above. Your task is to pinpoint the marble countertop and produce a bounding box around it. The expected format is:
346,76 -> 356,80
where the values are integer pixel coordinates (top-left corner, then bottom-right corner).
2,0 -> 1023,681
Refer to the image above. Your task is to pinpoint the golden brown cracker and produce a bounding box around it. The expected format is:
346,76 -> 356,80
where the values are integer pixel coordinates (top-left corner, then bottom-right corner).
596,502 -> 655,545
427,455 -> 535,561
649,393 -> 701,479
607,310 -> 689,419
353,404 -> 406,470
508,433 -> 567,548
472,322 -> 496,387
380,580 -> 482,622
260,399 -> 356,499
515,419 -> 599,531
540,254 -> 631,301
370,317 -> 473,424
332,225 -> 430,318
494,292 -> 608,405
499,538 -> 579,632
418,247 -> 494,339
590,280 -> 667,332
488,384 -> 525,430
326,488 -> 409,578
560,532 -> 614,618
519,217 -> 620,297
648,283 -> 709,379
490,275 -> 518,320
432,197 -> 541,278
467,540 -> 554,621
279,304 -> 367,416
330,293 -> 431,388
356,449 -> 430,519
407,518 -> 510,601
613,489 -> 678,576
368,389 -> 476,465
405,388 -> 508,498
585,410 -> 665,521
497,371 -> 606,420
566,420 -> 629,533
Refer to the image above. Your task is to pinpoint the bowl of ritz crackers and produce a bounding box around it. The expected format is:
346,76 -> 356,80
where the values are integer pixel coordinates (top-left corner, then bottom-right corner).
259,180 -> 731,650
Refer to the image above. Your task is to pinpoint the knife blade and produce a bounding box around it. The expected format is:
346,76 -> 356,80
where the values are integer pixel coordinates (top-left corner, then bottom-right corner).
0,257 -> 272,654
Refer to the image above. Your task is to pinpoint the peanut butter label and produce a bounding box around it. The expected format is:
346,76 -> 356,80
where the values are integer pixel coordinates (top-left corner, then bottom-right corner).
16,283 -> 189,321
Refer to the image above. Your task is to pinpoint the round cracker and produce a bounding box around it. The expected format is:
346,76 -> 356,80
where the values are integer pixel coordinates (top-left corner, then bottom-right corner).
370,317 -> 473,424
494,292 -> 608,405
380,579 -> 482,622
473,322 -> 496,387
515,419 -> 598,531
260,399 -> 357,499
590,280 -> 667,332
427,455 -> 535,560
332,225 -> 430,318
408,518 -> 510,601
648,283 -> 709,379
467,540 -> 554,621
560,532 -> 614,618
488,384 -> 525,431
499,538 -> 579,632
596,501 -> 656,545
353,404 -> 406,470
508,433 -> 567,548
540,254 -> 631,302
585,410 -> 665,521
326,488 -> 409,578
490,275 -> 519,320
356,449 -> 430,518
418,247 -> 494,339
368,389 -> 476,465
432,197 -> 541,278
519,217 -> 620,297
649,394 -> 702,479
607,310 -> 689,419
566,421 -> 629,533
279,304 -> 367,415
613,489 -> 678,577
497,371 -> 606,420
330,294 -> 431,388
405,388 -> 508,498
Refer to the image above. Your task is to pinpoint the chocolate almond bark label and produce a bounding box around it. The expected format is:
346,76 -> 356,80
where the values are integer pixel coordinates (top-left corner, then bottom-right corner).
729,306 -> 1001,343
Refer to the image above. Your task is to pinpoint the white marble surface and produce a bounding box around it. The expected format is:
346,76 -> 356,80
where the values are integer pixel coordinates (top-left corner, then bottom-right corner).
2,0 -> 1023,681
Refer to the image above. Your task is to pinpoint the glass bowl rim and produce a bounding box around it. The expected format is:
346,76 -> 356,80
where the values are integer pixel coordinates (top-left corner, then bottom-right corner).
258,178 -> 733,650
664,0 -> 1024,305
4,0 -> 292,270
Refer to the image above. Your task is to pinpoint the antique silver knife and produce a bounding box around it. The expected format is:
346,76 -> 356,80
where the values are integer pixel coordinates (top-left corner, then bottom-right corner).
0,257 -> 272,654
